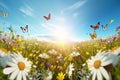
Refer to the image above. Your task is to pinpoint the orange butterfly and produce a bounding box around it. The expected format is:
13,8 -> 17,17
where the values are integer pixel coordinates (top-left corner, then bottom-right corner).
90,31 -> 97,39
0,11 -> 9,17
90,22 -> 100,30
43,13 -> 51,20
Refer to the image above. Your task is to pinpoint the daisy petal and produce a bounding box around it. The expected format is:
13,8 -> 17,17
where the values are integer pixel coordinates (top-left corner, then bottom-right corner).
100,67 -> 110,80
3,67 -> 17,74
101,60 -> 111,66
92,70 -> 97,80
7,62 -> 17,67
22,71 -> 27,80
97,69 -> 102,80
17,71 -> 22,80
9,69 -> 19,80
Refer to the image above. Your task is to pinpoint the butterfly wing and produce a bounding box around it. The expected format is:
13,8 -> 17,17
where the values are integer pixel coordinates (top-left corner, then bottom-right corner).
1,11 -> 9,17
43,13 -> 51,20
20,27 -> 25,33
25,25 -> 28,32
48,13 -> 51,20
90,22 -> 100,30
95,22 -> 100,30
90,33 -> 94,39
102,24 -> 108,31
43,16 -> 48,20
93,31 -> 97,38
90,31 -> 97,39
109,19 -> 114,24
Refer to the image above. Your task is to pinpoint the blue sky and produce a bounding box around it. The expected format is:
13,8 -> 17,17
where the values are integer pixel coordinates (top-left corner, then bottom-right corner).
0,0 -> 120,42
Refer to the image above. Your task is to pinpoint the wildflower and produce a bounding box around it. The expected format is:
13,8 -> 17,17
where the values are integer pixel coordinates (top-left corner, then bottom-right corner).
87,51 -> 112,80
57,72 -> 65,80
48,49 -> 57,55
70,51 -> 80,57
0,48 -> 8,57
66,63 -> 74,78
39,53 -> 49,59
78,69 -> 90,80
28,70 -> 41,80
86,52 -> 89,55
108,47 -> 120,66
46,62 -> 52,71
42,70 -> 53,80
3,53 -> 31,80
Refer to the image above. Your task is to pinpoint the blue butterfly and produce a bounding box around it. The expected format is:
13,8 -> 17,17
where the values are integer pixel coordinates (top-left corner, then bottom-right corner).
8,24 -> 13,32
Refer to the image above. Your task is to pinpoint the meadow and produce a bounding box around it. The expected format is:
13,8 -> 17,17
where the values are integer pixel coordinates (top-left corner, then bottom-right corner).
0,31 -> 120,80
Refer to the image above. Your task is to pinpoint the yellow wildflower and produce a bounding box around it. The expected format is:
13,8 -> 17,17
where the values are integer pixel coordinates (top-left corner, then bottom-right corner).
86,51 -> 89,55
57,72 -> 65,80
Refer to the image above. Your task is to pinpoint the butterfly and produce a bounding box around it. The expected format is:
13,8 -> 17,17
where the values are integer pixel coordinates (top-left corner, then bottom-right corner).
0,11 -> 9,17
90,22 -> 100,30
116,26 -> 120,34
43,13 -> 51,20
90,31 -> 97,39
109,19 -> 114,24
102,24 -> 108,31
8,24 -> 13,32
20,25 -> 28,33
116,26 -> 120,31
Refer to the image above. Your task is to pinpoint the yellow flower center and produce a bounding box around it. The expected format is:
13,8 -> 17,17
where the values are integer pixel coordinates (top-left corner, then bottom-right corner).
94,60 -> 101,69
111,46 -> 118,52
45,73 -> 49,77
0,48 -> 8,54
18,62 -> 25,70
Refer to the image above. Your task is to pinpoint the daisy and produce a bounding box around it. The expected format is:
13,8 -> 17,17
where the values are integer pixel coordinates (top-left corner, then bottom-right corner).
3,53 -> 31,80
0,48 -> 10,67
69,51 -> 80,57
87,51 -> 112,80
39,53 -> 49,59
0,48 -> 8,57
48,49 -> 57,55
108,47 -> 120,66
42,69 -> 53,80
111,47 -> 120,55
66,63 -> 74,78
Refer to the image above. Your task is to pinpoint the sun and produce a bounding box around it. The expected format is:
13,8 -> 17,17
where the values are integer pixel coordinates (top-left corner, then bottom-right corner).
54,27 -> 69,44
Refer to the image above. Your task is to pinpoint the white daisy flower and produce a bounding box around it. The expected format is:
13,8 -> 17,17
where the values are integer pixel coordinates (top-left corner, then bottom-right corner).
88,51 -> 112,80
3,53 -> 31,80
0,48 -> 9,57
39,53 -> 49,59
66,63 -> 74,78
108,47 -> 120,66
42,69 -> 53,80
0,48 -> 11,67
48,49 -> 57,55
112,47 -> 120,55
70,51 -> 80,57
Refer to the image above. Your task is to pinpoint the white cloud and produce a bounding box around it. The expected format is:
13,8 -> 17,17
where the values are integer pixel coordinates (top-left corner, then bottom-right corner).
29,34 -> 57,42
20,5 -> 34,17
0,2 -> 8,9
61,0 -> 86,13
